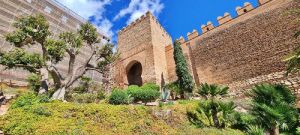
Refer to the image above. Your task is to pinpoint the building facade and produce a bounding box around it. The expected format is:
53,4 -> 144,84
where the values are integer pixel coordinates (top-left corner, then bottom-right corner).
0,0 -> 109,85
114,0 -> 300,96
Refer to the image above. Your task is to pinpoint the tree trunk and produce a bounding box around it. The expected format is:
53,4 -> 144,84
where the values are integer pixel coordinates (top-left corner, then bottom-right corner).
38,68 -> 49,94
51,87 -> 66,100
212,106 -> 220,128
270,126 -> 279,135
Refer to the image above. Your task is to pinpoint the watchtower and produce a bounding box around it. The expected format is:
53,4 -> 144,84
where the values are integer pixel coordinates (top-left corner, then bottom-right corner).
113,12 -> 172,87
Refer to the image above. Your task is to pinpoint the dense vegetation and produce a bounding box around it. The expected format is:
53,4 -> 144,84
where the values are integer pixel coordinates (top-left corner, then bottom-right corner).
0,94 -> 244,135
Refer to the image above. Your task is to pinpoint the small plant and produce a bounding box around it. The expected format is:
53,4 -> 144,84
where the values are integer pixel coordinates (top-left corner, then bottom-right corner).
70,93 -> 97,103
33,106 -> 52,116
10,93 -> 49,109
165,81 -> 180,100
108,89 -> 132,105
246,125 -> 265,135
26,73 -> 41,93
187,83 -> 238,129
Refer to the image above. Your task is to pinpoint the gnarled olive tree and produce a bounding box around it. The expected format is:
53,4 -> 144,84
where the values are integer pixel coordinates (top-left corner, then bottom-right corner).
0,14 -> 118,100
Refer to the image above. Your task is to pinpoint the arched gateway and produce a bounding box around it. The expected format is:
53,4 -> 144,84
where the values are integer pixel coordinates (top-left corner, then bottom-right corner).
126,61 -> 143,86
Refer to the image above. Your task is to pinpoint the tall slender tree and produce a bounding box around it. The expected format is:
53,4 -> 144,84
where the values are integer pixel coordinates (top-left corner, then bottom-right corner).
173,40 -> 194,98
0,14 -> 118,100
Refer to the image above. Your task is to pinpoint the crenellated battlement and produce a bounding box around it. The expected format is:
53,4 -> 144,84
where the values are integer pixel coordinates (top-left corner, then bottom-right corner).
118,12 -> 150,34
217,12 -> 232,25
118,11 -> 171,39
201,21 -> 214,34
177,0 -> 272,42
236,2 -> 254,16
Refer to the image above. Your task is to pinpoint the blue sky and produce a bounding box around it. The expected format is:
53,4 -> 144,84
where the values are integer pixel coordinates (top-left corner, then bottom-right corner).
57,0 -> 259,43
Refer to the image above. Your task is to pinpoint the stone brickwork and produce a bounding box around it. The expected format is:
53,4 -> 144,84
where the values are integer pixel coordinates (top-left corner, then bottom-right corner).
113,12 -> 172,87
116,0 -> 300,97
173,0 -> 300,95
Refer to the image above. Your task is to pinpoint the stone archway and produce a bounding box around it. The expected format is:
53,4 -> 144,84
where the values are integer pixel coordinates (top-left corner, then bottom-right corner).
126,61 -> 143,86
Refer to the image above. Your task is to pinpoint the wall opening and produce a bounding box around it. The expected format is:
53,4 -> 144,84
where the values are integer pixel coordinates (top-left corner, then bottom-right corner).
127,61 -> 143,86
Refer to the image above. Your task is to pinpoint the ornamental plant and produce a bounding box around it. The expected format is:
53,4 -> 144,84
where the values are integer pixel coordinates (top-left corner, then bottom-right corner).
0,14 -> 118,100
249,83 -> 299,135
173,40 -> 194,98
127,83 -> 160,105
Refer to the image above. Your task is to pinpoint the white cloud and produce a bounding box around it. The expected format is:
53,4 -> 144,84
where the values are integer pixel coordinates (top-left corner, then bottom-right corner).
56,0 -> 114,38
113,0 -> 164,24
96,19 -> 114,38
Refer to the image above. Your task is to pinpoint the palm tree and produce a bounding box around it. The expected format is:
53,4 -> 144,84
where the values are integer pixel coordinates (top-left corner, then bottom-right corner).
249,83 -> 298,135
197,83 -> 230,128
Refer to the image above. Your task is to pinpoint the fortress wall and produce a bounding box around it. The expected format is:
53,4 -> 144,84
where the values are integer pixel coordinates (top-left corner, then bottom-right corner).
115,13 -> 156,87
150,13 -> 173,85
177,0 -> 300,96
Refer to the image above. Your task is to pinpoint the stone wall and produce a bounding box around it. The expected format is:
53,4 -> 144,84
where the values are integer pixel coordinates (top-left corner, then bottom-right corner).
172,0 -> 300,96
114,12 -> 173,87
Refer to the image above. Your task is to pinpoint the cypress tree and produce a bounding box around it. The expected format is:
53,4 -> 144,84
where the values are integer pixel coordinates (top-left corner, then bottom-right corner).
173,40 -> 194,98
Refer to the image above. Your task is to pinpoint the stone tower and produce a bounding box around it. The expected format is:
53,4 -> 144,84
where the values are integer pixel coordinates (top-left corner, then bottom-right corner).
113,12 -> 172,87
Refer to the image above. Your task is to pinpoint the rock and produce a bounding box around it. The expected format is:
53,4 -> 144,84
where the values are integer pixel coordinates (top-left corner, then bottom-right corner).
152,109 -> 172,119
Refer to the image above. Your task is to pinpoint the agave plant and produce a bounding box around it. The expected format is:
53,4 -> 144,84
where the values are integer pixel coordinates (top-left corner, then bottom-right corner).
249,83 -> 299,135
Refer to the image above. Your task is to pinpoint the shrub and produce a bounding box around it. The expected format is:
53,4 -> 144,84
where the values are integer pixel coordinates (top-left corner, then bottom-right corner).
108,89 -> 132,105
10,92 -> 49,109
190,83 -> 234,128
249,83 -> 299,134
165,81 -> 180,100
231,112 -> 256,131
127,83 -> 160,105
127,85 -> 140,102
33,106 -> 52,116
26,73 -> 41,93
70,93 -> 97,103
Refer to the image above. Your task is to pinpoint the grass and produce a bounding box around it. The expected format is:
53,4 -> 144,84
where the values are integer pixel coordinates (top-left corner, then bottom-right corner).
0,95 -> 244,135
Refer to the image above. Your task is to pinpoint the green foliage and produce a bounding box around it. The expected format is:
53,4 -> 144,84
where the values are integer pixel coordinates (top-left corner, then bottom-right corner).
26,73 -> 41,93
79,23 -> 99,45
72,76 -> 92,93
198,83 -> 229,98
127,83 -> 160,104
173,40 -> 194,94
10,93 -> 49,109
44,39 -> 67,63
246,125 -> 265,135
231,112 -> 257,131
70,93 -> 97,103
97,43 -> 120,71
249,83 -> 299,134
33,106 -> 52,116
127,85 -> 140,102
187,100 -> 237,128
165,81 -> 181,97
0,48 -> 43,73
67,77 -> 105,102
0,99 -> 243,135
188,83 -> 237,129
297,127 -> 300,135
59,32 -> 83,50
5,14 -> 50,46
108,89 -> 132,105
